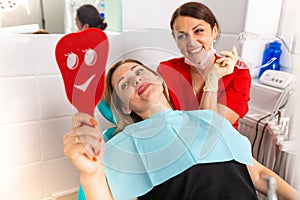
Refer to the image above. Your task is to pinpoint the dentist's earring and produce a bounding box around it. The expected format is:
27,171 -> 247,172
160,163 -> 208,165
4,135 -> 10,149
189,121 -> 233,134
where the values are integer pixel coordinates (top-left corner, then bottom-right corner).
212,31 -> 216,43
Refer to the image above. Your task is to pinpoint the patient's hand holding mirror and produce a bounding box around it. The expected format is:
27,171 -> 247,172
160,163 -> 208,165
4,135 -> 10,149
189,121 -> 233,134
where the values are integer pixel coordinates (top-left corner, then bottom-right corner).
55,28 -> 109,160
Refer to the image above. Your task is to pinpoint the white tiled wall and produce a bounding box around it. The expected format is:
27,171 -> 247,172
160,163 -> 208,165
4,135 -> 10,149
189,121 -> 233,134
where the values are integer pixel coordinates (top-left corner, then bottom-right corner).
107,28 -> 181,70
0,33 -> 78,200
0,163 -> 44,200
197,0 -> 248,34
0,28 -> 181,200
0,77 -> 39,124
0,1 -> 298,199
122,0 -> 189,31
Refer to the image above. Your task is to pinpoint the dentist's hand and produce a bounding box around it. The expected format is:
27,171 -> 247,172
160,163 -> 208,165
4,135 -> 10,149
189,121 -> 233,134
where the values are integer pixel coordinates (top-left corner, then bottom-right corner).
216,47 -> 238,72
203,48 -> 237,91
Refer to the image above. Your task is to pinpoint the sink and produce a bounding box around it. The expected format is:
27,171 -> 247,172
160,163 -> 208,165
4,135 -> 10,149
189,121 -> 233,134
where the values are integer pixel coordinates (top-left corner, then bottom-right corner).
248,79 -> 284,116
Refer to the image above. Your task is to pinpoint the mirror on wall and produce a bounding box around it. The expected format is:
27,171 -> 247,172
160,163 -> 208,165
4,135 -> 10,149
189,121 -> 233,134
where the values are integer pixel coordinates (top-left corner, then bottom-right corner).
0,0 -> 122,34
64,0 -> 122,33
64,0 -> 105,33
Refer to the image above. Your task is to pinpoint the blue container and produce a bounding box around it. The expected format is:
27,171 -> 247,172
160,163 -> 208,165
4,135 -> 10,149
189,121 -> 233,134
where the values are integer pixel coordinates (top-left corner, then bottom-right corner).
258,41 -> 282,78
99,1 -> 105,19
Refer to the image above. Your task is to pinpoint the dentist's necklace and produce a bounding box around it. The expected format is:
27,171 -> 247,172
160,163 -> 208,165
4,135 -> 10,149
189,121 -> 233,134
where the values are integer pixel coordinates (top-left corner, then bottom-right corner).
190,67 -> 204,97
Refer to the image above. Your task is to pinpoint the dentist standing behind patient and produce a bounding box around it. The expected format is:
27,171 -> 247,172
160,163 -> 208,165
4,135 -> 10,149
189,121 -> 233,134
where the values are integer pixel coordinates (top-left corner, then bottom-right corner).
157,2 -> 251,130
157,2 -> 300,198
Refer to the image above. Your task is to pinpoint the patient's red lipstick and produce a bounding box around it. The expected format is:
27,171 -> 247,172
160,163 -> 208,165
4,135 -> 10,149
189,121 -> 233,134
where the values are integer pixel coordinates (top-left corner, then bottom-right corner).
138,82 -> 151,95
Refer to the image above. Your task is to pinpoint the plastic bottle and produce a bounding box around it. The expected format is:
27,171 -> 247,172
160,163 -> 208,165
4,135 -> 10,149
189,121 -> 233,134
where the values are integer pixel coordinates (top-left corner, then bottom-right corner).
258,41 -> 282,78
99,0 -> 105,19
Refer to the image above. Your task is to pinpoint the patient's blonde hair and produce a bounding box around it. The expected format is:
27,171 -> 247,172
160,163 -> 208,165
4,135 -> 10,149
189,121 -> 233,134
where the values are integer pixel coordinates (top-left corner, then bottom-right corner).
104,59 -> 170,133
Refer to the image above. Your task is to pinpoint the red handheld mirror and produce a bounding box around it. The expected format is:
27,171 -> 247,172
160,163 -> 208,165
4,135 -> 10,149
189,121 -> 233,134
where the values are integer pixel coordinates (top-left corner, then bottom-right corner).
55,28 -> 109,116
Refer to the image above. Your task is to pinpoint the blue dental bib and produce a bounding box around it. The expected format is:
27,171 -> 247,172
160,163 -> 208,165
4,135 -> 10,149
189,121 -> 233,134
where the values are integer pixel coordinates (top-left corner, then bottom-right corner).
104,109 -> 253,200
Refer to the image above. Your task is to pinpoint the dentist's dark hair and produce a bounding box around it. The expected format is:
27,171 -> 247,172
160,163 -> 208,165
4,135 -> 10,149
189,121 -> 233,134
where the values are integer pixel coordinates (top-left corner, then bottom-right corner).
170,2 -> 220,35
76,4 -> 107,30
